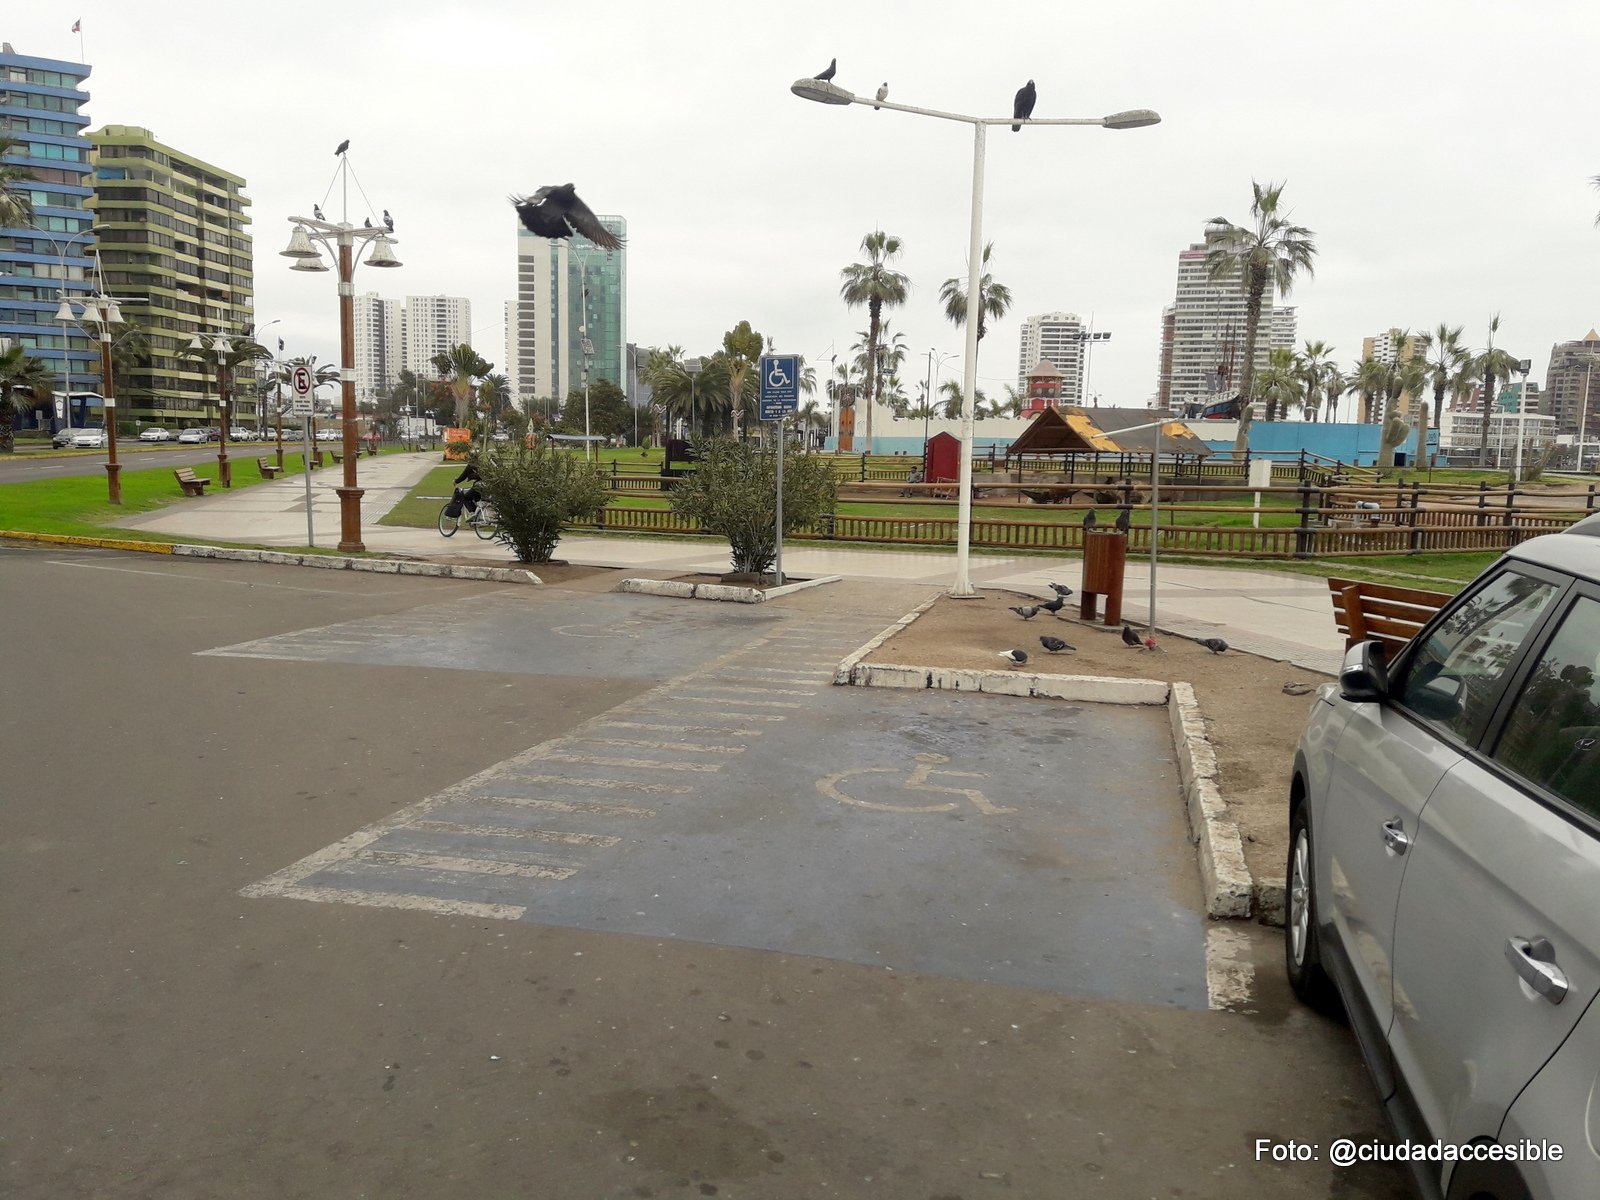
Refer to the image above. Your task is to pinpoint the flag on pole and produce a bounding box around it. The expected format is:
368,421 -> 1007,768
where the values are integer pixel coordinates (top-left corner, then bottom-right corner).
71,19 -> 81,32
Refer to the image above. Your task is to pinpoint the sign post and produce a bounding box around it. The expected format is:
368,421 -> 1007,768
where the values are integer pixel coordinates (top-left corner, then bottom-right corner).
290,365 -> 316,546
759,355 -> 800,586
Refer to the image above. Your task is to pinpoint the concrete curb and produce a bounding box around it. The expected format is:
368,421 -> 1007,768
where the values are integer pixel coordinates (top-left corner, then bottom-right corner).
167,544 -> 543,584
832,593 -> 940,683
843,661 -> 1171,705
617,574 -> 843,605
1169,683 -> 1255,919
1,530 -> 175,554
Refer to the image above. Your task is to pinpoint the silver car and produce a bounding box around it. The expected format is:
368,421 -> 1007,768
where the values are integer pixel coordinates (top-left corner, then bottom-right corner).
1288,513 -> 1600,1198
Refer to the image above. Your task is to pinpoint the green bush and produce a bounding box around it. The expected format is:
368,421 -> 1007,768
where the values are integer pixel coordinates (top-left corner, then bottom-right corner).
474,441 -> 610,563
670,437 -> 837,577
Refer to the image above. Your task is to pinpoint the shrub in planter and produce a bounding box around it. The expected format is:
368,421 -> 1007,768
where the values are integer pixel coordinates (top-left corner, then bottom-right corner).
670,436 -> 837,578
474,442 -> 610,563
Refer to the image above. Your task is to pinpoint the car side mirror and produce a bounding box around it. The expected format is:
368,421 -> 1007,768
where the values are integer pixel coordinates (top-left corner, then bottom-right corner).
1339,640 -> 1389,703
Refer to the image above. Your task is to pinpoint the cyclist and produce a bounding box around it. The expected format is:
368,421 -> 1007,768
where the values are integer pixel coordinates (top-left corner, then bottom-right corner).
452,459 -> 485,514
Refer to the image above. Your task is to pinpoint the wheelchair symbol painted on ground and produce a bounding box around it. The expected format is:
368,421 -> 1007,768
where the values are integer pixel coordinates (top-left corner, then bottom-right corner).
816,753 -> 1015,815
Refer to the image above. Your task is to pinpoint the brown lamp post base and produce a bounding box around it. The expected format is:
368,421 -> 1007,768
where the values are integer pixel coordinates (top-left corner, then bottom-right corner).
105,461 -> 123,505
218,451 -> 231,487
337,486 -> 366,553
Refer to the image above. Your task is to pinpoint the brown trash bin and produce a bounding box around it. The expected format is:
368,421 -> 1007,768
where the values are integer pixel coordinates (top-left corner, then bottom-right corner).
1079,530 -> 1128,626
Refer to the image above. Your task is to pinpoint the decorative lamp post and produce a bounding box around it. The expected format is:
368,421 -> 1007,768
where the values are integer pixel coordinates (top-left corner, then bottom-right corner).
55,290 -> 128,503
281,207 -> 401,552
187,331 -> 238,486
792,76 -> 1158,596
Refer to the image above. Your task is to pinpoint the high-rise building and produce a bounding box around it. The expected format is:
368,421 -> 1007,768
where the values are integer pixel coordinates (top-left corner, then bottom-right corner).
0,45 -> 99,429
515,214 -> 626,400
90,125 -> 253,426
1542,329 -> 1600,436
1016,313 -> 1087,406
503,300 -> 519,402
1156,224 -> 1296,411
353,292 -> 402,406
402,295 -> 471,381
1360,328 -> 1425,420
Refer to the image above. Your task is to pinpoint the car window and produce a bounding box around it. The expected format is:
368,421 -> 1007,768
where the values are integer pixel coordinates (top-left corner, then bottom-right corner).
1492,595 -> 1600,819
1393,570 -> 1561,743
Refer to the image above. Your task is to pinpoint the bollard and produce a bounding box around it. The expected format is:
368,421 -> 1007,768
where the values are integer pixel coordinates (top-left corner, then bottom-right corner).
1078,529 -> 1128,627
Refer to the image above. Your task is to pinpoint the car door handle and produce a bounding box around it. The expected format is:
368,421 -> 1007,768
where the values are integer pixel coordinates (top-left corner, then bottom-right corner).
1381,818 -> 1410,855
1504,937 -> 1568,1004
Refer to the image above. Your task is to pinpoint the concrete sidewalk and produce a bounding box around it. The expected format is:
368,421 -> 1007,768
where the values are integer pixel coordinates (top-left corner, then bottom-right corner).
118,451 -> 1347,672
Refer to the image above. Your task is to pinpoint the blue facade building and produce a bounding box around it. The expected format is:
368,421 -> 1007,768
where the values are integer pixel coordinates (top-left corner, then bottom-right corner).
1,46 -> 98,430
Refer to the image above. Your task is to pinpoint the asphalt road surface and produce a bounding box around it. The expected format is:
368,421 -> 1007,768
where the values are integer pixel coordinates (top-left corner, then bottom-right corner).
0,443 -> 294,485
0,543 -> 1408,1200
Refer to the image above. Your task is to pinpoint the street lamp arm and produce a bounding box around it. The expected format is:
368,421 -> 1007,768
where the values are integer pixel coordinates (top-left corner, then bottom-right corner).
789,79 -> 1158,128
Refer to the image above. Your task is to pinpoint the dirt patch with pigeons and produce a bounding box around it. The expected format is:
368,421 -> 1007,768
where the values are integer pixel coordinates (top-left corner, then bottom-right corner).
860,590 -> 1333,895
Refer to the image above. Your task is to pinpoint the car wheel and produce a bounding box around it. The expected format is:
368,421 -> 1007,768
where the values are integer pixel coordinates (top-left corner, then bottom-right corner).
1286,799 -> 1339,1011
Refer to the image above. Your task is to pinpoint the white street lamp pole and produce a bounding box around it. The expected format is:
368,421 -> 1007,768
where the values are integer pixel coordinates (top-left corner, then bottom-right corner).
39,222 -> 101,433
791,78 -> 1159,596
1512,360 -> 1532,483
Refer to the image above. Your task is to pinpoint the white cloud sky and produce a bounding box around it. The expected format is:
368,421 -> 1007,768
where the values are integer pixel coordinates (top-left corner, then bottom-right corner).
12,0 -> 1599,405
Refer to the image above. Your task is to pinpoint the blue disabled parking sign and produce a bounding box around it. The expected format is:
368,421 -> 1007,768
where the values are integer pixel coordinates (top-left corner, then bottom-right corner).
759,355 -> 799,421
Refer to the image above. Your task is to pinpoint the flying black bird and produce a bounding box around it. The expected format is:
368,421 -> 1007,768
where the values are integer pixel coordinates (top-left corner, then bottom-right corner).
511,186 -> 625,250
999,649 -> 1029,667
1039,595 -> 1066,614
1048,582 -> 1074,598
1040,636 -> 1074,653
1012,79 -> 1036,131
1199,637 -> 1230,654
1081,508 -> 1097,531
814,57 -> 837,81
312,204 -> 324,221
1009,604 -> 1042,620
335,139 -> 349,156
875,83 -> 888,109
1121,624 -> 1145,649
1115,507 -> 1132,533
382,209 -> 394,232
363,217 -> 372,228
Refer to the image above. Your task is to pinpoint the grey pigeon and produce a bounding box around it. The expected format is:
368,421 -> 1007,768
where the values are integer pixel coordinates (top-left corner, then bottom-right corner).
1121,624 -> 1144,649
382,209 -> 394,232
512,185 -> 625,250
1199,637 -> 1230,654
875,83 -> 888,109
1048,582 -> 1073,597
363,217 -> 372,228
1012,79 -> 1036,131
999,649 -> 1029,667
335,139 -> 349,156
313,204 -> 324,221
1115,507 -> 1131,533
1009,605 -> 1041,620
1040,636 -> 1074,653
1081,508 -> 1097,531
814,58 -> 836,82
1039,595 -> 1066,614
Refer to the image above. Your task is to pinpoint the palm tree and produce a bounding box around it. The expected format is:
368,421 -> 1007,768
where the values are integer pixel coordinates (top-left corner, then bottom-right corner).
182,334 -> 271,429
1473,315 -> 1521,468
1205,181 -> 1318,455
478,373 -> 511,424
431,344 -> 493,426
838,230 -> 910,451
939,379 -> 987,420
0,135 -> 37,228
1253,347 -> 1305,421
1296,341 -> 1335,422
1354,356 -> 1388,425
996,384 -> 1026,418
938,241 -> 1014,354
1413,323 -> 1467,467
1,345 -> 57,453
1319,363 -> 1347,424
642,346 -> 729,437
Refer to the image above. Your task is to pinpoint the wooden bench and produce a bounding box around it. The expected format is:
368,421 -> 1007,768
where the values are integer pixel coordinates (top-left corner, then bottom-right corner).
363,442 -> 379,457
328,450 -> 343,465
174,467 -> 210,497
255,458 -> 283,480
1327,577 -> 1453,657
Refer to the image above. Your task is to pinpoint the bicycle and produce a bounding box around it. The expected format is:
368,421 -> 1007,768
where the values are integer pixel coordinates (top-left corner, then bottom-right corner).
438,493 -> 498,539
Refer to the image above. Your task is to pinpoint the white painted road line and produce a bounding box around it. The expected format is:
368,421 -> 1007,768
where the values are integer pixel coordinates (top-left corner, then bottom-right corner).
251,882 -> 527,921
648,707 -> 790,721
409,819 -> 621,848
1204,924 -> 1257,1011
481,796 -> 658,818
673,696 -> 804,710
496,774 -> 690,794
687,684 -> 818,697
578,738 -> 746,755
47,559 -> 384,596
533,752 -> 723,773
597,721 -> 764,737
357,849 -> 576,880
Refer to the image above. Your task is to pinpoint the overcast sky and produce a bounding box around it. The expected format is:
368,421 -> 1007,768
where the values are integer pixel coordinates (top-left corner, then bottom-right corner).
12,1 -> 1599,410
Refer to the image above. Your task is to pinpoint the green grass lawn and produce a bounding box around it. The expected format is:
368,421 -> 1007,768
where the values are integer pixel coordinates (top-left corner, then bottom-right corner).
377,465 -> 466,529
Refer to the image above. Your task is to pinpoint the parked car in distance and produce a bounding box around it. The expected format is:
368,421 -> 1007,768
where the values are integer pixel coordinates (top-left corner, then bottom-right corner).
176,428 -> 207,444
1287,512 -> 1600,1200
228,427 -> 256,442
71,427 -> 106,449
316,428 -> 340,442
52,426 -> 76,448
204,427 -> 221,442
139,427 -> 172,442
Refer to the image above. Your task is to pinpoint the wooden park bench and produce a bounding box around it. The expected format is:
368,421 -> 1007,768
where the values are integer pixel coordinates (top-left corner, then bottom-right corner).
1326,577 -> 1452,657
174,467 -> 210,497
255,458 -> 283,480
363,441 -> 379,457
328,449 -> 344,465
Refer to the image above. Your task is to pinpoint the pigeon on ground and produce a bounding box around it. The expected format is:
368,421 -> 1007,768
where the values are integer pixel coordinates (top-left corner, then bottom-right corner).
814,58 -> 837,81
1040,636 -> 1074,653
999,649 -> 1029,667
1199,637 -> 1230,654
1115,507 -> 1131,533
335,139 -> 349,156
1122,624 -> 1145,649
875,83 -> 888,109
1009,605 -> 1041,620
382,209 -> 394,232
312,204 -> 324,221
1048,582 -> 1074,597
511,186 -> 625,250
1082,508 -> 1097,531
1039,595 -> 1066,614
1012,79 -> 1036,131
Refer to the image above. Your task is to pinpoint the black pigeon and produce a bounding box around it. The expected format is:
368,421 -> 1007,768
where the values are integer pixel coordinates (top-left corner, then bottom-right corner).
1009,605 -> 1041,620
511,186 -> 625,250
1081,508 -> 1097,531
1199,637 -> 1230,654
1039,595 -> 1066,614
1040,636 -> 1074,653
1121,624 -> 1144,649
999,649 -> 1029,667
363,217 -> 372,228
875,83 -> 888,109
814,58 -> 836,81
1115,507 -> 1131,533
313,204 -> 324,221
1048,582 -> 1074,598
335,139 -> 349,156
382,209 -> 394,232
1012,79 -> 1036,131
